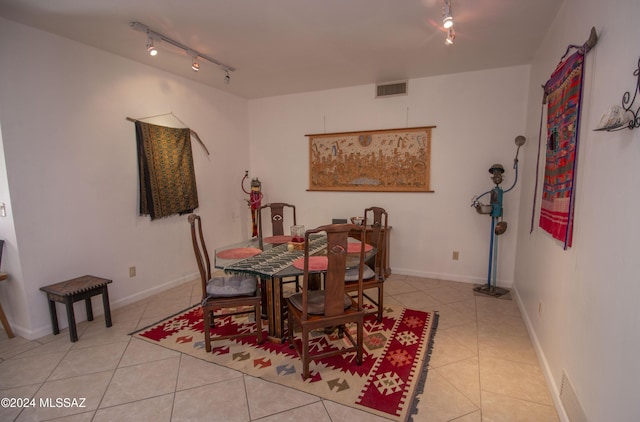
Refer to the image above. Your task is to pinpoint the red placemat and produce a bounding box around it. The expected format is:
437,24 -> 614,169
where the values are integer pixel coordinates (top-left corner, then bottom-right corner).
292,256 -> 328,271
263,235 -> 292,244
216,247 -> 262,259
347,242 -> 373,253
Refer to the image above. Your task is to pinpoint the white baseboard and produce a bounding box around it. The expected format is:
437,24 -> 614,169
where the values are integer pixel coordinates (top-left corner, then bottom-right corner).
390,267 -> 514,289
110,272 -> 199,309
21,272 -> 199,340
511,286 -> 569,422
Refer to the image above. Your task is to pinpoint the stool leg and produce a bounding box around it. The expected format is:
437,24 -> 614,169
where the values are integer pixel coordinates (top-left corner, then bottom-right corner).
102,287 -> 112,328
85,298 -> 94,321
0,301 -> 15,338
64,299 -> 78,342
48,298 -> 60,335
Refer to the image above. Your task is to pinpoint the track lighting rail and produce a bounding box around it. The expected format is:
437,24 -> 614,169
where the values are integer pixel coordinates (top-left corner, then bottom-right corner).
129,21 -> 235,74
442,0 -> 455,46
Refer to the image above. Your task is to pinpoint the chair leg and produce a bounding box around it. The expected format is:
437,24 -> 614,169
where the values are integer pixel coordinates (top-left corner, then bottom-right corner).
203,307 -> 212,353
287,308 -> 294,349
260,278 -> 268,318
207,310 -> 215,327
302,328 -> 310,380
377,285 -> 384,322
356,319 -> 364,365
0,301 -> 14,338
255,305 -> 263,344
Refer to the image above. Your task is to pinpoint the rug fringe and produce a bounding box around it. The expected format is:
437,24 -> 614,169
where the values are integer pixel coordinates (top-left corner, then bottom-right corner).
128,303 -> 199,336
408,311 -> 439,421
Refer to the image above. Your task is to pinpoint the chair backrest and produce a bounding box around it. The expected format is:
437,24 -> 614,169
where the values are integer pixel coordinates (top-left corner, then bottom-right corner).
301,223 -> 365,320
258,203 -> 296,237
188,214 -> 211,299
364,207 -> 388,279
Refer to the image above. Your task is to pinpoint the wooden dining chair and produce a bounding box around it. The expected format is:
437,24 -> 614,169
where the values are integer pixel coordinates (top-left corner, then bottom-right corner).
258,202 -> 300,293
258,202 -> 297,238
286,223 -> 366,380
344,206 -> 388,321
188,214 -> 263,351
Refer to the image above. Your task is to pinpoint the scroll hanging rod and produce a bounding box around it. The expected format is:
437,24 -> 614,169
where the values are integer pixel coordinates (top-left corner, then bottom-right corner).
543,26 -> 598,104
126,114 -> 209,156
559,26 -> 598,61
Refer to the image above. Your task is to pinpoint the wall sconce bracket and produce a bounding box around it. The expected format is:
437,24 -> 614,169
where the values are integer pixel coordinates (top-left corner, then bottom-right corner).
595,56 -> 640,131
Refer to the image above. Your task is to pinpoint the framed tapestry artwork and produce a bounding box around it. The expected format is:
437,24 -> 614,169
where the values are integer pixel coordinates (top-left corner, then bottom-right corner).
306,126 -> 434,192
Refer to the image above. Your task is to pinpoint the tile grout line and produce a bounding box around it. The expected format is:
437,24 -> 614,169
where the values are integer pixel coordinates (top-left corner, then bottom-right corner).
167,352 -> 183,421
92,300 -> 153,418
22,332 -> 81,421
474,293 -> 484,420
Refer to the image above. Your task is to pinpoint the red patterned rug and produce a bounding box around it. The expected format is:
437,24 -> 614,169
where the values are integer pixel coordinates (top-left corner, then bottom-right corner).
132,304 -> 437,421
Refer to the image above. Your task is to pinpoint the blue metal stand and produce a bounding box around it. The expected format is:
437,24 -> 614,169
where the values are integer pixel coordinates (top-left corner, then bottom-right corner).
472,136 -> 525,298
474,199 -> 510,297
487,216 -> 495,288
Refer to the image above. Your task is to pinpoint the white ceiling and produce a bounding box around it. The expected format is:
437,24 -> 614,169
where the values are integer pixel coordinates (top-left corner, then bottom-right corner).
0,0 -> 561,99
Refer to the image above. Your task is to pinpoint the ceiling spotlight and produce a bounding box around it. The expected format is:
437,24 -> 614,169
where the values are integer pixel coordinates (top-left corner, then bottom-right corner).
146,36 -> 157,56
442,0 -> 454,29
131,22 -> 237,79
445,28 -> 455,46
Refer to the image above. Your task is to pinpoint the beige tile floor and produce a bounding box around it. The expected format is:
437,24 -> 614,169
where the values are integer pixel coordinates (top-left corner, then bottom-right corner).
0,275 -> 559,421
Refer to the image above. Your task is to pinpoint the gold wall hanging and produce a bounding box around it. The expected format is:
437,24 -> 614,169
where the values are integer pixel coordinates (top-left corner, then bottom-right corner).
306,126 -> 434,192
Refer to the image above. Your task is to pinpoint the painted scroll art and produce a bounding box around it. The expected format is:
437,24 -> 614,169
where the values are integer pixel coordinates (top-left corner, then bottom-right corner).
539,51 -> 586,249
307,127 -> 433,192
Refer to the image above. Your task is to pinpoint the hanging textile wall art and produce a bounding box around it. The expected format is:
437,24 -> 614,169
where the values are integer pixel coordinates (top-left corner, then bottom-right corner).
306,126 -> 434,192
135,121 -> 199,220
538,51 -> 586,249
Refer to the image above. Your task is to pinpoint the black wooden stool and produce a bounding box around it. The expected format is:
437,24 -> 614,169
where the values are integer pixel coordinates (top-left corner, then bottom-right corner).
40,275 -> 112,342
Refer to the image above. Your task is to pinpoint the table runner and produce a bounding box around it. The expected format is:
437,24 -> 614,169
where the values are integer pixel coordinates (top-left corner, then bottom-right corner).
224,235 -> 327,277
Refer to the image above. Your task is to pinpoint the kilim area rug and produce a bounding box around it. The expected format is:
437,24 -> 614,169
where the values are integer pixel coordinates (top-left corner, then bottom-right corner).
131,304 -> 438,421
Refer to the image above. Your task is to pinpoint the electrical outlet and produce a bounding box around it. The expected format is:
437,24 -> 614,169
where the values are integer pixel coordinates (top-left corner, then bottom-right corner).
452,251 -> 459,260
129,266 -> 136,277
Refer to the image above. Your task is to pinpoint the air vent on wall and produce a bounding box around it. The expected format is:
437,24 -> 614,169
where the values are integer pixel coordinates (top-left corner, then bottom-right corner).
559,370 -> 588,422
376,80 -> 408,98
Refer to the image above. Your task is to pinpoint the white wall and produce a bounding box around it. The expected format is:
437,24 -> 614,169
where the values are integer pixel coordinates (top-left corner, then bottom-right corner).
248,67 -> 530,286
0,18 -> 252,338
0,123 -> 28,333
515,0 -> 640,420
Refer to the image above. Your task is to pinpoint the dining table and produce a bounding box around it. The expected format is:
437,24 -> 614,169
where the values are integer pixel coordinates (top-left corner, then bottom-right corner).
214,233 -> 376,343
